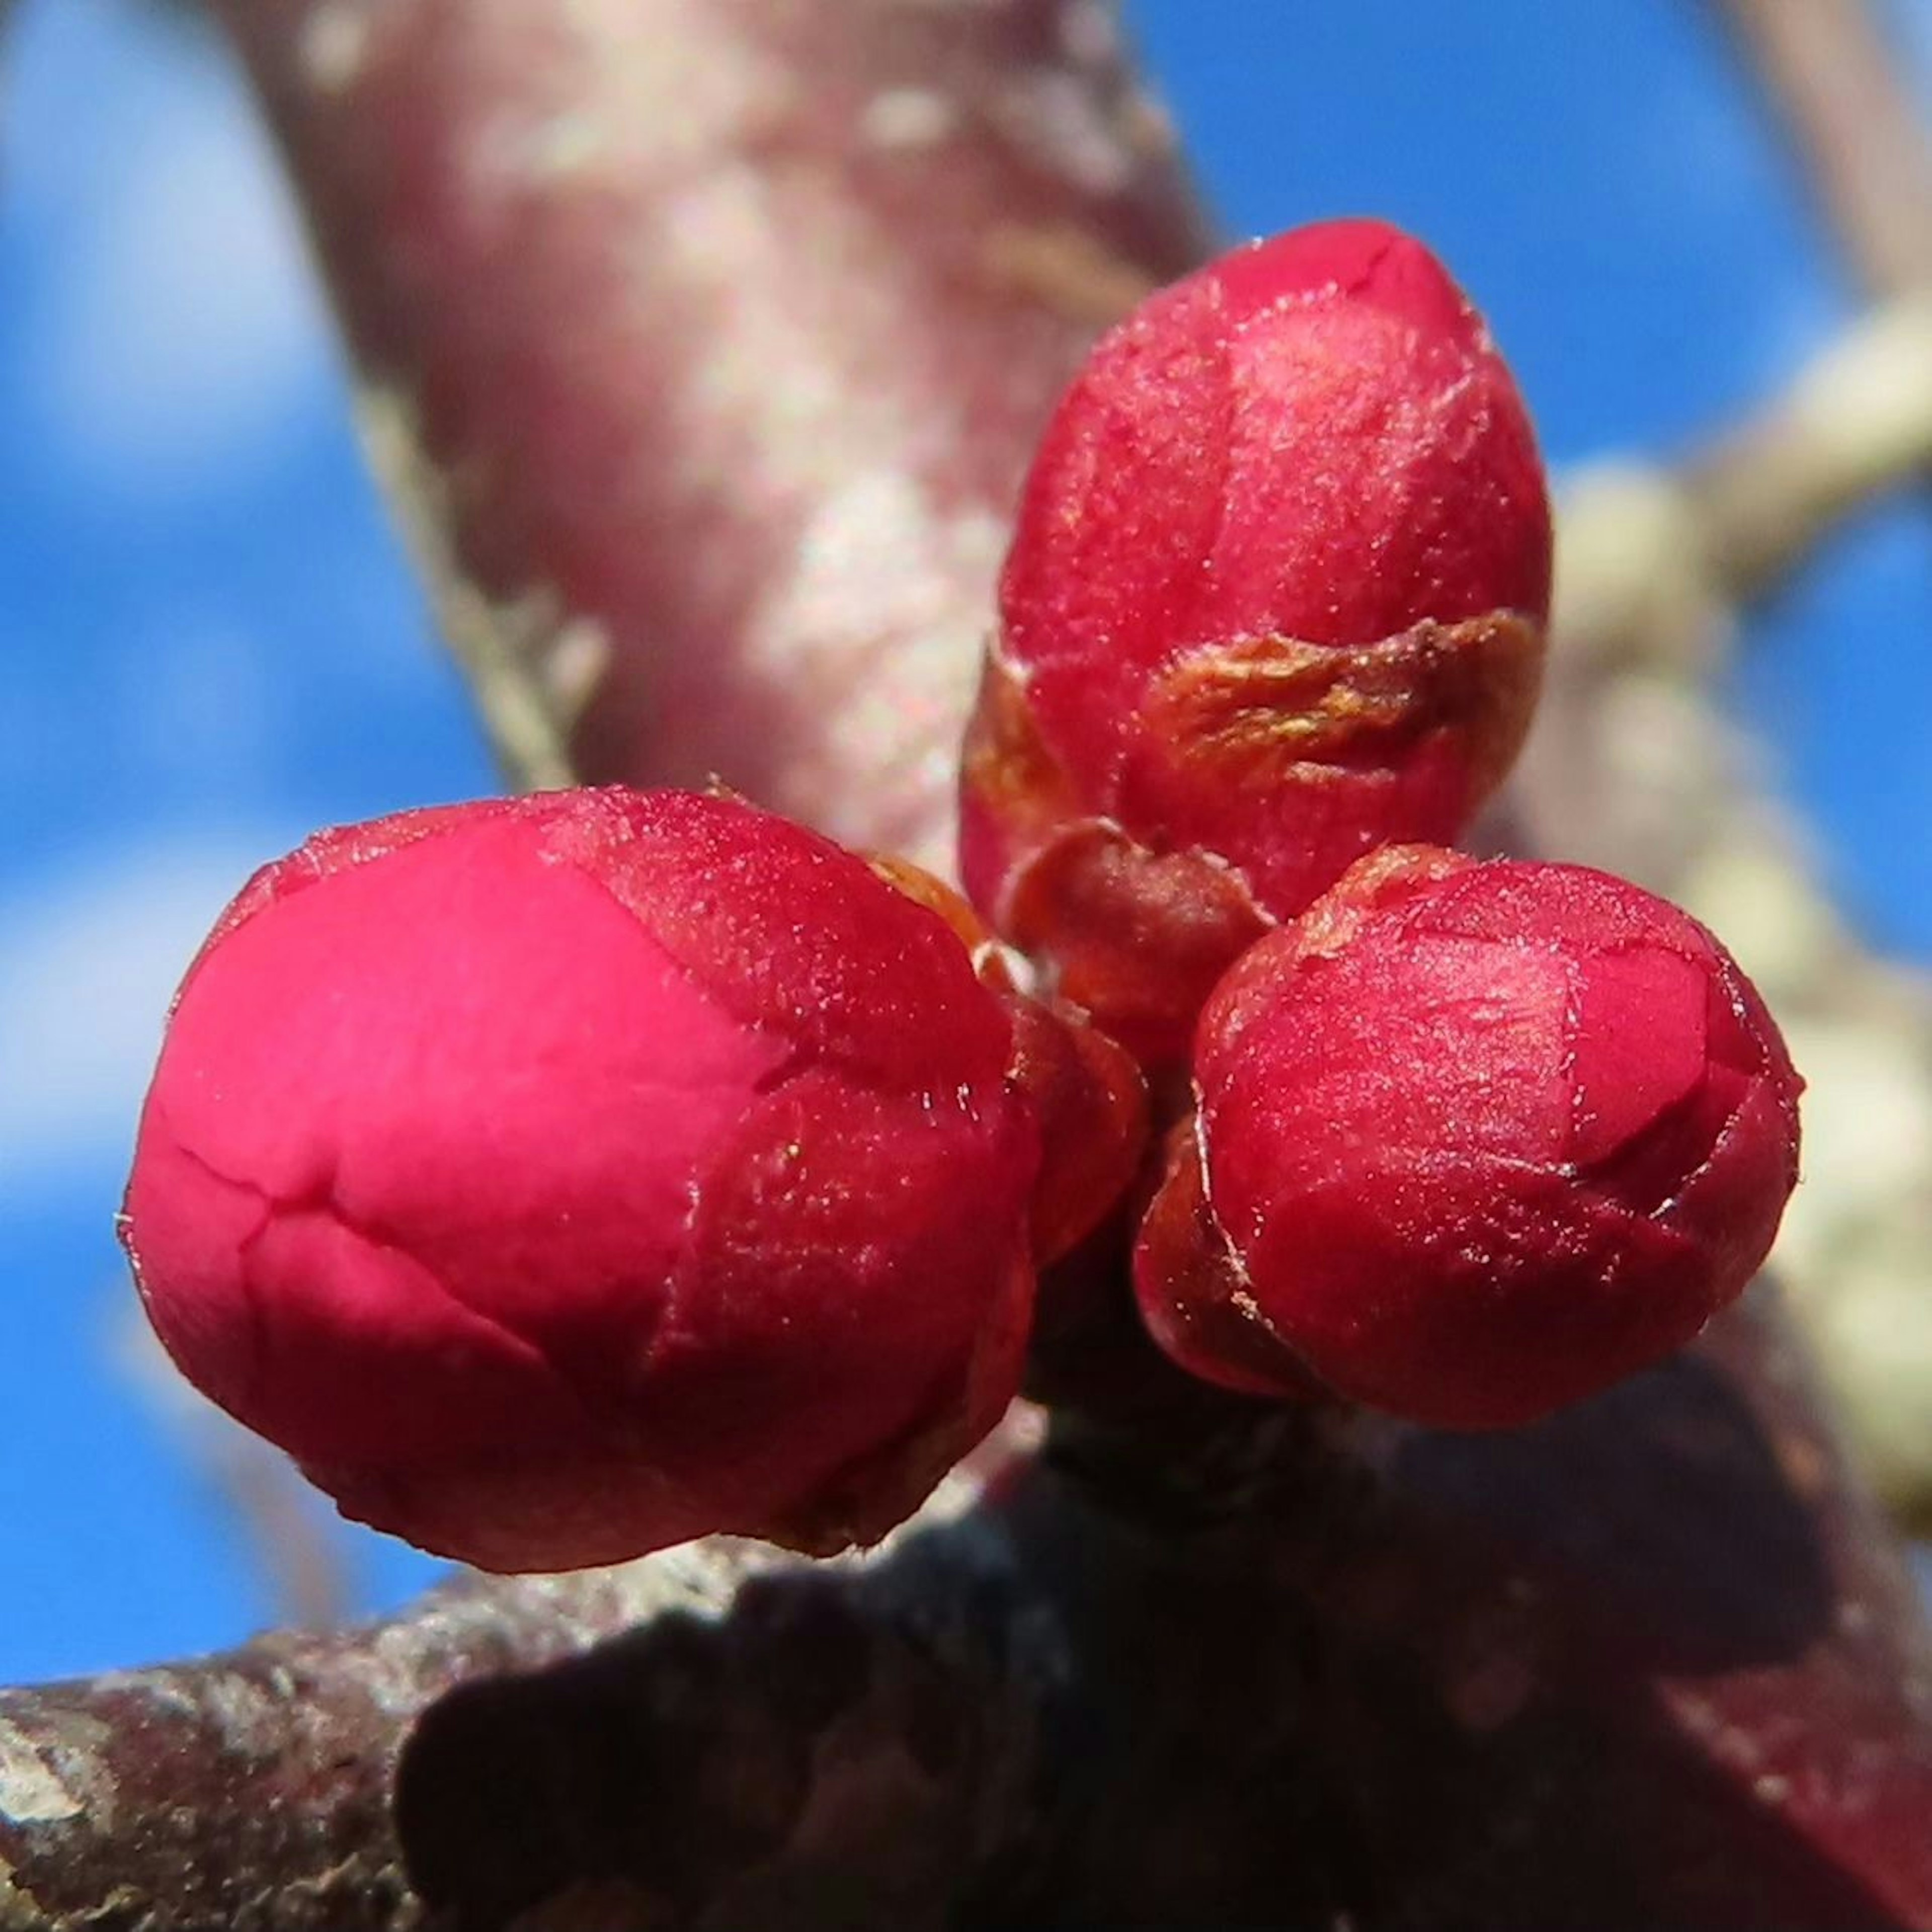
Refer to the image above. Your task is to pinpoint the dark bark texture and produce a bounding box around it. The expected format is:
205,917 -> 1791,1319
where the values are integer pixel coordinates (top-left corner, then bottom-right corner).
5,1302 -> 1931,1930
2,3 -> 1929,1927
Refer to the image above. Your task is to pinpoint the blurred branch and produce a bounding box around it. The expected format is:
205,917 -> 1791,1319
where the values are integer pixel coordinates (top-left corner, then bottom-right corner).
197,1429 -> 356,1633
1519,294 -> 1932,1517
1684,293 -> 1932,589
1543,292 -> 1932,677
1706,0 -> 1932,298
1553,0 -> 1932,1520
1544,2 -> 1932,1511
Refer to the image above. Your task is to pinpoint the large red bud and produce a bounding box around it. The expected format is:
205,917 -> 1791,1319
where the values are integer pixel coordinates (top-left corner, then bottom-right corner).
122,788 -> 1042,1571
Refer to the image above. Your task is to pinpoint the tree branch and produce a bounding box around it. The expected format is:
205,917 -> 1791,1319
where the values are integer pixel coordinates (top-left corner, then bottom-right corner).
216,0 -> 1211,873
1705,0 -> 1932,300
4,5 -> 1930,1927
1520,297 -> 1932,1518
6,1301 -> 1931,1929
0,1519 -> 819,1929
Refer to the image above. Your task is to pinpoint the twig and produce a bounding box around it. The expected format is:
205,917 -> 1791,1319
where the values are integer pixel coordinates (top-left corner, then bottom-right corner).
1519,296 -> 1932,1516
1705,0 -> 1932,299
5,1306 -> 1932,1930
0,1526 -> 818,1930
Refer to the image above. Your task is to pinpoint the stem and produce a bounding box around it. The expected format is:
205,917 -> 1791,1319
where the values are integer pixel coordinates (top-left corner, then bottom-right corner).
1685,293 -> 1932,592
5,1306 -> 1931,1928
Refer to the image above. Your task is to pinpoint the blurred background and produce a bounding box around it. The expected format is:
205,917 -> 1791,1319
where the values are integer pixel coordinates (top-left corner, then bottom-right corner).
1,0 -> 1927,1680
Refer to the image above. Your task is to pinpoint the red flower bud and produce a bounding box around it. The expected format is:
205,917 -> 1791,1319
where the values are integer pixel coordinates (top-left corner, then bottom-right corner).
121,788 -> 1044,1571
1136,848 -> 1802,1429
961,221 -> 1552,1062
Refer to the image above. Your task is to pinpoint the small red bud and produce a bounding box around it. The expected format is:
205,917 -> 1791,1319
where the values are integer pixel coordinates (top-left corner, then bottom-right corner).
1135,848 -> 1803,1430
962,220 -> 1552,1062
121,788 -> 1043,1571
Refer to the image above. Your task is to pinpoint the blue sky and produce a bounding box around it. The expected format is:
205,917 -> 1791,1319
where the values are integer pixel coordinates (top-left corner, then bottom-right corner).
0,0 -> 1926,1681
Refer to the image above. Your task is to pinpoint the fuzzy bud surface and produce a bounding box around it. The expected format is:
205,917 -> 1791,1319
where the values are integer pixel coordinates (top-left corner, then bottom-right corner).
122,788 -> 1041,1571
1135,848 -> 1803,1429
961,220 -> 1552,1062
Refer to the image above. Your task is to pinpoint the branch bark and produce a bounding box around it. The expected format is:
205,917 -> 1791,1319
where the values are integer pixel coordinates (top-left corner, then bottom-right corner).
6,4 -> 1932,1927
7,1300 -> 1931,1930
217,0 -> 1210,873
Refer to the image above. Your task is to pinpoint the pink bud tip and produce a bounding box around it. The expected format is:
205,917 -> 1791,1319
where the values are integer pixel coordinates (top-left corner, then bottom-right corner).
120,788 -> 1041,1571
962,220 -> 1553,1064
1135,848 -> 1803,1430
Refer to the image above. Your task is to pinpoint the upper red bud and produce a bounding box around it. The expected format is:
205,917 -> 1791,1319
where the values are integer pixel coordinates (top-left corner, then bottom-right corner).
961,221 -> 1552,1063
122,788 -> 1042,1571
1135,848 -> 1803,1430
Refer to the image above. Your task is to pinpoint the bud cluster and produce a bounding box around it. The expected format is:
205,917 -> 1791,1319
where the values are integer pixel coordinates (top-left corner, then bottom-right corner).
121,222 -> 1800,1573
